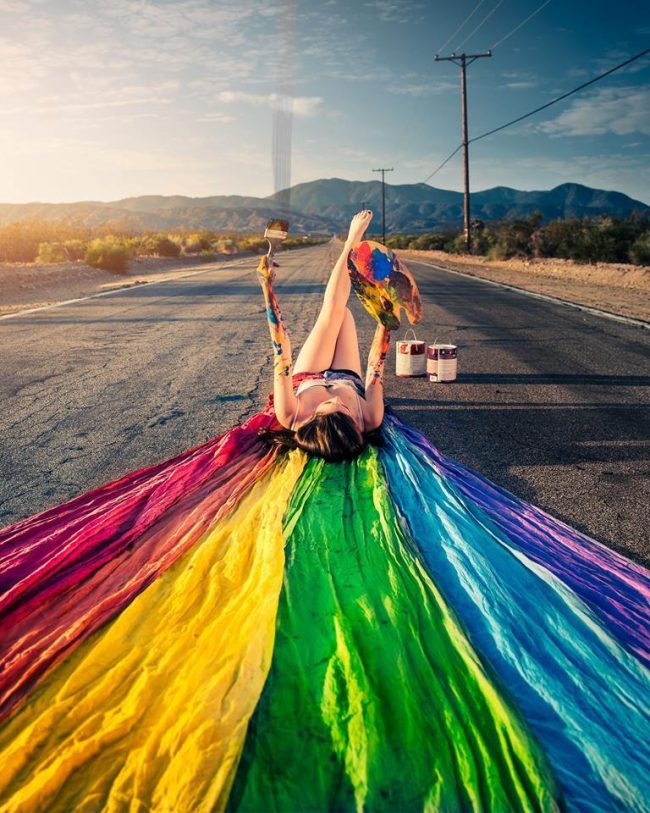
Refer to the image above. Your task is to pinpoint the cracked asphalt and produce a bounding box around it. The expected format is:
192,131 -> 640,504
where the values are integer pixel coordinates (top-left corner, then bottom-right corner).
2,241 -> 649,565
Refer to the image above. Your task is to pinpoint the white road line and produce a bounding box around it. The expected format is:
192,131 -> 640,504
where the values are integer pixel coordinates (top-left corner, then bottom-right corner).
0,258 -> 254,321
409,258 -> 650,330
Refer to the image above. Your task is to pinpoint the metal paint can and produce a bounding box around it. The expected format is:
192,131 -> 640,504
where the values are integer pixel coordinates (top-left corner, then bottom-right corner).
396,329 -> 426,377
427,344 -> 458,382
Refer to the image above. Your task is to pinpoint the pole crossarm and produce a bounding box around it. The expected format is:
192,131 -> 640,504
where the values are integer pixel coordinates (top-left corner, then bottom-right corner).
435,50 -> 492,66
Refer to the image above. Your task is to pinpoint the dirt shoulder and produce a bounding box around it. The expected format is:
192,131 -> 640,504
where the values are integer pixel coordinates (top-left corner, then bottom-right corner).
400,250 -> 649,324
0,253 -> 250,317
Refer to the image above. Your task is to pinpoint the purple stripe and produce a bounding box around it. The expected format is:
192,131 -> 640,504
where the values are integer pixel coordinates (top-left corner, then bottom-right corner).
387,414 -> 650,669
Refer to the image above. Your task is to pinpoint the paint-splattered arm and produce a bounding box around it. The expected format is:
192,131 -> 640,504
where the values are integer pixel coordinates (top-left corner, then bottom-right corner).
257,256 -> 297,427
364,323 -> 390,430
257,255 -> 293,377
365,323 -> 391,389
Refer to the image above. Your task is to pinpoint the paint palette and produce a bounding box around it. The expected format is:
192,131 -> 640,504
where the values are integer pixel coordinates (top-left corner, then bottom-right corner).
347,240 -> 423,330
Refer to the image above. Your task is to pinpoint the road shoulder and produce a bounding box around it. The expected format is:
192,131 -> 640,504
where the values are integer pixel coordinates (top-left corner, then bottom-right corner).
399,250 -> 649,324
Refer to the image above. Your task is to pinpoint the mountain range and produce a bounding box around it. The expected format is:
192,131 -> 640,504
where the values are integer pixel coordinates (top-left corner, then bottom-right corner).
1,179 -> 647,235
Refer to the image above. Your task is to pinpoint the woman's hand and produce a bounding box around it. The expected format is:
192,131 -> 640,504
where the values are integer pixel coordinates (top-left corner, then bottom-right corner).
257,254 -> 276,284
345,210 -> 373,248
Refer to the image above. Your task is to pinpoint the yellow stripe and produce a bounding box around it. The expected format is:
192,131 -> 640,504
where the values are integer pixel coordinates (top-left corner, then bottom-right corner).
0,452 -> 306,813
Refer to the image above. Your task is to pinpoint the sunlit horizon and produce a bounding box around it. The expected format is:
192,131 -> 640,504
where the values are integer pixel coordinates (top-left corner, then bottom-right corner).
1,0 -> 648,205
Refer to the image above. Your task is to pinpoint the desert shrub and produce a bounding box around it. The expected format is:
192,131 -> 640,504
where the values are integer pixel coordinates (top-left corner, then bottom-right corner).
216,238 -> 237,254
36,239 -> 87,263
446,233 -> 470,255
183,231 -> 213,253
201,249 -> 217,260
122,236 -> 142,253
138,234 -> 181,257
167,232 -> 184,247
0,220 -> 60,262
239,236 -> 267,253
385,233 -> 412,250
535,216 -> 641,264
36,242 -> 68,263
628,232 -> 650,265
414,233 -> 453,251
85,237 -> 131,272
469,230 -> 493,256
485,214 -> 541,260
0,219 -> 93,262
63,239 -> 86,260
156,236 -> 181,257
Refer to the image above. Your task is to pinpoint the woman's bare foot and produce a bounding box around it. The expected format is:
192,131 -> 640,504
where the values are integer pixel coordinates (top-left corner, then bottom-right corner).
345,210 -> 373,247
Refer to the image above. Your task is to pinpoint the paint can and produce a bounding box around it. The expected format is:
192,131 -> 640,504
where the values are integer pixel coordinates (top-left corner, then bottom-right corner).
427,344 -> 458,382
396,329 -> 426,377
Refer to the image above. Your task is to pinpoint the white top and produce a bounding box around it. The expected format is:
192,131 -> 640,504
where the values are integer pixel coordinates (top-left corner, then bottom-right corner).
291,378 -> 364,430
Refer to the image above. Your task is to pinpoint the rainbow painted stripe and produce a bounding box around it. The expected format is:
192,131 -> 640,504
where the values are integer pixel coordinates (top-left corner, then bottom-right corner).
0,394 -> 648,811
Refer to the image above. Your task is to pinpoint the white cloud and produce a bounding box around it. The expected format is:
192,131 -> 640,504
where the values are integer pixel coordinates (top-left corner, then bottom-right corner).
537,85 -> 650,136
590,50 -> 650,76
0,82 -> 177,117
363,0 -> 424,23
387,80 -> 456,96
217,91 -> 323,117
196,112 -> 236,124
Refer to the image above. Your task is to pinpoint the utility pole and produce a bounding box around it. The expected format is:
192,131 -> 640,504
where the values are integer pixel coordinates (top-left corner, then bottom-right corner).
434,51 -> 491,252
372,167 -> 393,244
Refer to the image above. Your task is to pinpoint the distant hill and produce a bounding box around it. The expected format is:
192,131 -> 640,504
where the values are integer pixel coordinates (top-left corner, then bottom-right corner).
0,180 -> 647,234
271,179 -> 649,231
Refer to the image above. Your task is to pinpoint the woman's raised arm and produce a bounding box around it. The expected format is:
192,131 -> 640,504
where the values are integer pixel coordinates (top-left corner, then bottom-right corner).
257,256 -> 297,428
364,323 -> 391,430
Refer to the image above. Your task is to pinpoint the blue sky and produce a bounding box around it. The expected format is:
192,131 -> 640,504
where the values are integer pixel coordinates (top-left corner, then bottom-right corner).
1,0 -> 648,204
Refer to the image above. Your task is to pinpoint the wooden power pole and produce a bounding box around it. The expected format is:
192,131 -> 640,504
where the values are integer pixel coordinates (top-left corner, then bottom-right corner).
372,167 -> 393,244
434,51 -> 491,252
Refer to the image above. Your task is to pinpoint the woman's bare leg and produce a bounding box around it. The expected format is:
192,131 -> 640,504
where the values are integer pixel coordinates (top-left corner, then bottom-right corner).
293,265 -> 351,373
330,308 -> 362,375
294,211 -> 372,374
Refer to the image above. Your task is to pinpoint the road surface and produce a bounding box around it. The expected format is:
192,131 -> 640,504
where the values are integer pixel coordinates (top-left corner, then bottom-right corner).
2,242 -> 648,564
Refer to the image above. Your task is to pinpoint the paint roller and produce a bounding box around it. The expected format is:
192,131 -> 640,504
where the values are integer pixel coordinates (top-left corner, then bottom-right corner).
263,218 -> 289,267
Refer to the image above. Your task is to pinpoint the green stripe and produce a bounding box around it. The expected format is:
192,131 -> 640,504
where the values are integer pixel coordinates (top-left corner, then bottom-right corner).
228,450 -> 560,812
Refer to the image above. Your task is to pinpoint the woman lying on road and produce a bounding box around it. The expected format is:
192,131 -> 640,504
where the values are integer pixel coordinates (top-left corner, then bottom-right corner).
256,209 -> 420,461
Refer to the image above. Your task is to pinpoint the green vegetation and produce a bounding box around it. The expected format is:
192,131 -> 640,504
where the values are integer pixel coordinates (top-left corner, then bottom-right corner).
628,233 -> 650,265
0,222 -> 328,267
383,212 -> 650,265
138,234 -> 182,257
85,237 -> 132,272
36,239 -> 86,263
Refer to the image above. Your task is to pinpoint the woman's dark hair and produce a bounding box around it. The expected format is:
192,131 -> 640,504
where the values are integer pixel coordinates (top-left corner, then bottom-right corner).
259,411 -> 384,462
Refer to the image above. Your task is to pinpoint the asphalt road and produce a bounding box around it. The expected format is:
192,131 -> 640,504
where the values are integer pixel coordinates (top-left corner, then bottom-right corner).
2,242 -> 649,564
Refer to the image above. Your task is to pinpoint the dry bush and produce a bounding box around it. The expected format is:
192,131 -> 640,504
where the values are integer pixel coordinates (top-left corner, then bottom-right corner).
85,237 -> 131,272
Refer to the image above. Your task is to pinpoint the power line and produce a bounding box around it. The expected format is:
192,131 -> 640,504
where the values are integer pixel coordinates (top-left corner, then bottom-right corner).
423,46 -> 650,182
402,0 -> 485,159
471,46 -> 650,144
436,0 -> 486,55
400,0 -> 551,176
455,0 -> 506,52
423,145 -> 464,185
489,0 -> 553,51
